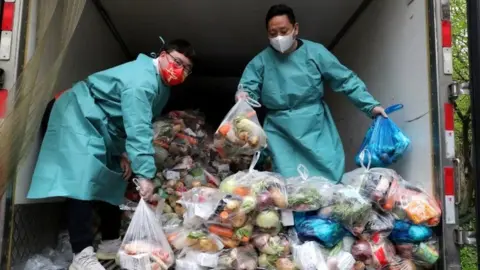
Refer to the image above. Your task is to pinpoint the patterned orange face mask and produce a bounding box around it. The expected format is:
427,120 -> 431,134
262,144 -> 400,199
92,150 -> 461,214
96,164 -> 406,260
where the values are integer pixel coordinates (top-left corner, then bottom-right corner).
160,57 -> 186,86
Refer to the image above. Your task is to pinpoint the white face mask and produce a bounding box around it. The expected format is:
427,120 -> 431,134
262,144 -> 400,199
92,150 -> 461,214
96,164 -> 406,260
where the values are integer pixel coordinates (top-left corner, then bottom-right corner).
269,32 -> 295,53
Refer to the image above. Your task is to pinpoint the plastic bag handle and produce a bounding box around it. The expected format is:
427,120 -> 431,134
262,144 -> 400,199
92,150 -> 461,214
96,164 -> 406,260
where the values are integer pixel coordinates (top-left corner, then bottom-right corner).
385,104 -> 404,115
358,149 -> 372,171
238,84 -> 261,108
297,164 -> 309,181
248,151 -> 261,172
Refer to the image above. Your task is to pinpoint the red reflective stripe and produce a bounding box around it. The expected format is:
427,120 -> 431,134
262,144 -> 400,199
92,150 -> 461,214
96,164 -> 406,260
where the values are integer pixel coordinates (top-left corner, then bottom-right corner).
444,167 -> 454,196
444,103 -> 454,131
0,89 -> 7,118
54,89 -> 68,100
1,2 -> 14,31
442,20 -> 452,48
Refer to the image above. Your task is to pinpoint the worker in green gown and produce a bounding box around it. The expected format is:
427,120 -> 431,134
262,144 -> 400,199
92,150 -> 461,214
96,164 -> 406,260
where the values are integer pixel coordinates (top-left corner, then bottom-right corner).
27,39 -> 195,270
237,4 -> 387,181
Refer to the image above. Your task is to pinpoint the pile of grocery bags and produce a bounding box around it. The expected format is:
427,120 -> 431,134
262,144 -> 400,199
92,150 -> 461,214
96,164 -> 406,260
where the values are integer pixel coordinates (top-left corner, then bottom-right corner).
117,101 -> 440,270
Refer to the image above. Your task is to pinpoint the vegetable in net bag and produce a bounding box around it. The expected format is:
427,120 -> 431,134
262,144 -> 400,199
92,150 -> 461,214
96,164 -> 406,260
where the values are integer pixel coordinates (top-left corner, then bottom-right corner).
117,198 -> 174,270
355,104 -> 411,168
219,152 -> 288,210
285,165 -> 334,212
214,86 -> 267,158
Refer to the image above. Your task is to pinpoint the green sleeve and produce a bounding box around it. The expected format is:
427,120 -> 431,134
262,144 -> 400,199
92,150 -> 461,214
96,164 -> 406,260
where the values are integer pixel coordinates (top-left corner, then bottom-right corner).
238,56 -> 264,101
121,87 -> 157,179
317,45 -> 380,115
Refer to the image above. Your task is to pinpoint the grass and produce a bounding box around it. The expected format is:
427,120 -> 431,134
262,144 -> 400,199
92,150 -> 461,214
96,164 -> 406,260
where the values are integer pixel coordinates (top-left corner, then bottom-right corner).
461,246 -> 478,270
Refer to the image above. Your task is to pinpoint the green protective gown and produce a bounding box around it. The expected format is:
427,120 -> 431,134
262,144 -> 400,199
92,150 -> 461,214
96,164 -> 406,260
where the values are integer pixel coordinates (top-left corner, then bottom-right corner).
239,39 -> 380,182
27,54 -> 170,205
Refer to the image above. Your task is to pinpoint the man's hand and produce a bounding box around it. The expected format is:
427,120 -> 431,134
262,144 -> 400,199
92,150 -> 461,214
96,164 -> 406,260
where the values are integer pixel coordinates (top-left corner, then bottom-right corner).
138,178 -> 155,201
372,106 -> 388,118
120,153 -> 132,180
235,91 -> 249,102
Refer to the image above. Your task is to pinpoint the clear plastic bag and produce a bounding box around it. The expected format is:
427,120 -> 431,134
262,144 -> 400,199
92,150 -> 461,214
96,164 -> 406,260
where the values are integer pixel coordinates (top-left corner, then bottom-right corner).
216,245 -> 259,270
286,165 -> 334,212
316,184 -> 372,236
359,210 -> 395,241
395,240 -> 440,267
166,227 -> 224,252
219,152 -> 288,210
355,104 -> 411,168
342,156 -> 400,210
351,238 -> 399,269
325,243 -> 356,270
292,241 -> 328,270
389,220 -> 433,244
383,178 -> 441,226
293,212 -> 348,248
251,232 -> 291,257
214,91 -> 267,158
179,187 -> 255,229
118,198 -> 174,270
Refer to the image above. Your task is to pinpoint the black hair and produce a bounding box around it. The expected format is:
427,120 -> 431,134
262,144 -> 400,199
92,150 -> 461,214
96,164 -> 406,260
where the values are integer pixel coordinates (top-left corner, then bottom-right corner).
265,4 -> 296,28
162,39 -> 196,63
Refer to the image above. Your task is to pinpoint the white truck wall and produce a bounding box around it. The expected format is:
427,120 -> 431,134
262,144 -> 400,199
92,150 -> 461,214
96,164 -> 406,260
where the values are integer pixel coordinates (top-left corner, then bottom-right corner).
14,0 -> 127,204
326,0 -> 434,193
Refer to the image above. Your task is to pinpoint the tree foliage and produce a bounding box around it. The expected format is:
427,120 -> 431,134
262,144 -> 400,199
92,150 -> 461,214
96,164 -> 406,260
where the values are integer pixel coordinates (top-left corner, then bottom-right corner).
451,0 -> 474,220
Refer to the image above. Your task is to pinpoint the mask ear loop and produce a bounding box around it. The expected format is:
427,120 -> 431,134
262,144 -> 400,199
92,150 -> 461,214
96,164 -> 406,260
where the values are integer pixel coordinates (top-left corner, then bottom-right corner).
150,36 -> 167,58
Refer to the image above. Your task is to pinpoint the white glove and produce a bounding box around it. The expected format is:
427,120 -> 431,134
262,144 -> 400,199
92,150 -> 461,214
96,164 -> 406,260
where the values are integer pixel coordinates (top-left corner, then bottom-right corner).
137,178 -> 155,201
235,91 -> 249,102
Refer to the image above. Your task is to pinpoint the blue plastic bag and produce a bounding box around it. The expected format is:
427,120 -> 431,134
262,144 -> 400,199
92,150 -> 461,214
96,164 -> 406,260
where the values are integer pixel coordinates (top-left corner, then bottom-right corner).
355,104 -> 411,168
294,212 -> 348,248
389,220 -> 433,243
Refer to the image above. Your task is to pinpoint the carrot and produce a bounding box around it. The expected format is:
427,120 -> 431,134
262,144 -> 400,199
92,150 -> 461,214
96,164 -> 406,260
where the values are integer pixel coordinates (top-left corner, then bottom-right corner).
175,133 -> 198,145
208,225 -> 234,238
245,110 -> 257,119
153,140 -> 169,149
219,211 -> 230,220
241,236 -> 249,243
233,187 -> 251,197
167,232 -> 178,243
218,123 -> 232,136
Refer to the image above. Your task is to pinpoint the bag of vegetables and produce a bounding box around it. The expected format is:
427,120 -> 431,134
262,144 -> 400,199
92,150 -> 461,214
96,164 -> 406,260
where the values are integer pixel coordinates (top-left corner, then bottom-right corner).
342,153 -> 400,211
179,187 -> 255,229
286,165 -> 333,212
214,91 -> 267,158
216,245 -> 259,270
315,183 -> 372,236
292,241 -> 328,270
166,227 -> 224,253
117,198 -> 174,270
395,240 -> 440,267
382,177 -> 441,227
219,152 -> 288,210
